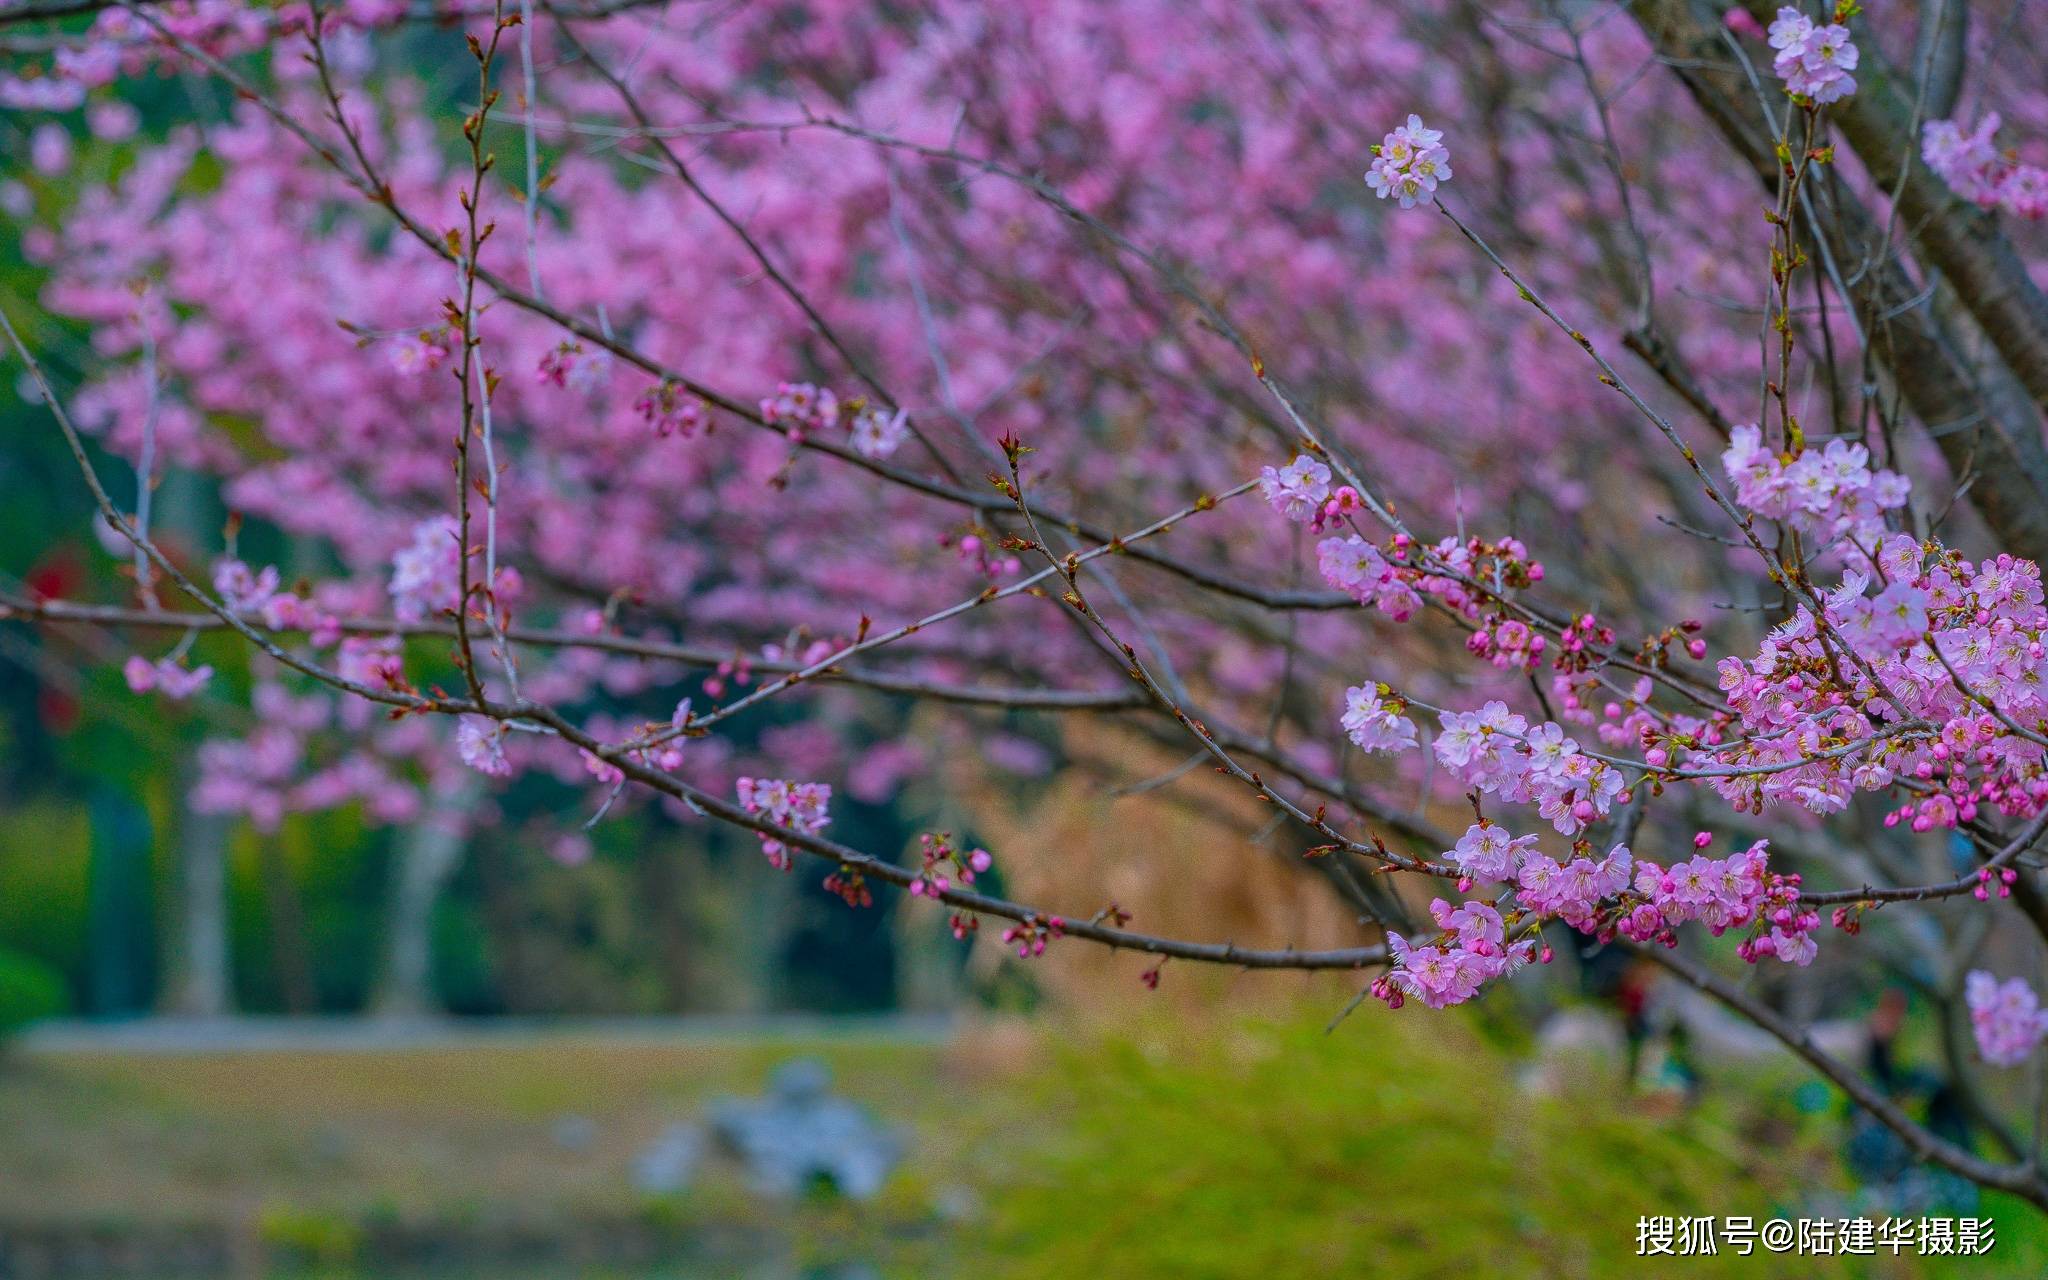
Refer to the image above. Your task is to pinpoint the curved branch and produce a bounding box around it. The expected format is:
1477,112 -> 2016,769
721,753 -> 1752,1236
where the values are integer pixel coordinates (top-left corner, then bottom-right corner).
0,594 -> 1151,712
1912,0 -> 1969,120
516,701 -> 1391,971
1638,941 -> 2048,1209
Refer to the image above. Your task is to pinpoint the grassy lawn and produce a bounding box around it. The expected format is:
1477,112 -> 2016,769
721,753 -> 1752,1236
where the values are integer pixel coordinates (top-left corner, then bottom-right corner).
0,1030 -> 955,1225
1,1004 -> 2042,1277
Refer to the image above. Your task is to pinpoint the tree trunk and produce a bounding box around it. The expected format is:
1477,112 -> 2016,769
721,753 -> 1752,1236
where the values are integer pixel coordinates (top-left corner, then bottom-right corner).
159,799 -> 232,1018
86,788 -> 153,1016
258,832 -> 317,1014
370,777 -> 481,1019
1629,0 -> 2048,563
639,842 -> 698,1013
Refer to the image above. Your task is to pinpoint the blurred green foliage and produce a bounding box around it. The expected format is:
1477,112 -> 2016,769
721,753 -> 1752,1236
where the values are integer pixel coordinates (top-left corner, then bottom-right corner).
0,946 -> 68,1037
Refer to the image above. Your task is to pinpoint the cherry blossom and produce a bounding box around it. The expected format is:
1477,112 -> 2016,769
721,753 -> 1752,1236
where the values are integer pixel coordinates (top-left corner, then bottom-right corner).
123,654 -> 214,700
735,777 -> 832,870
1968,971 -> 2048,1067
455,716 -> 512,777
1339,684 -> 1418,754
1767,6 -> 1858,103
15,0 -> 2048,1208
849,405 -> 912,459
1258,455 -> 1331,523
1925,114 -> 2048,220
1365,114 -> 1452,208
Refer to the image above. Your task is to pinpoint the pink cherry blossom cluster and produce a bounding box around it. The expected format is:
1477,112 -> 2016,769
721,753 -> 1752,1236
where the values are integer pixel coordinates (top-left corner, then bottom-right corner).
1555,670 -> 1632,733
1306,485 -> 1368,534
1000,912 -> 1065,959
28,0 -> 2048,1105
1434,703 -> 1628,837
758,382 -> 909,458
122,654 -> 213,700
337,636 -> 404,691
212,558 -> 280,613
40,25 -> 1727,863
1444,820 -> 1542,885
1463,617 -> 1548,673
907,830 -> 994,898
1973,865 -> 2020,901
189,730 -> 308,831
262,594 -> 340,641
1364,114 -> 1451,208
1722,426 -> 1909,547
193,701 -> 418,834
1340,684 -> 1419,754
848,405 -> 911,459
1923,115 -> 2048,220
1373,900 -> 1535,1010
1380,829 -> 1814,1011
388,517 -> 464,622
735,776 -> 832,870
1514,842 -> 1638,930
701,656 -> 752,701
946,531 -> 1024,580
1451,826 -> 1806,952
1316,535 -> 1421,620
455,716 -> 512,777
1767,6 -> 1859,104
1257,455 -> 1329,522
51,0 -> 409,93
208,558 -> 339,638
387,515 -> 523,623
390,331 -> 452,376
1549,614 -> 1621,688
634,382 -> 711,439
1315,528 -> 1543,628
536,342 -> 615,393
467,699 -> 698,786
1641,619 -> 1712,669
1642,839 -> 1815,964
1967,970 -> 2048,1067
1522,621 -> 1634,737
1696,533 -> 2048,828
1403,534 -> 1543,616
758,381 -> 841,437
642,699 -> 694,774
2,76 -> 87,112
581,749 -> 625,785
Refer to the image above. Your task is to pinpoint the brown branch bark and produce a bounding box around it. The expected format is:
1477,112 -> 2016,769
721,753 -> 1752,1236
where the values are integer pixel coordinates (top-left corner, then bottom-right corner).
1631,0 -> 2048,563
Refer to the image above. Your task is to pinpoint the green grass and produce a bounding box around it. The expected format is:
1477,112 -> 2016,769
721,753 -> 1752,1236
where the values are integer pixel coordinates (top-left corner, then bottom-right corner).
0,1033 -> 955,1227
3,1006 -> 2045,1277
967,1005 -> 2048,1279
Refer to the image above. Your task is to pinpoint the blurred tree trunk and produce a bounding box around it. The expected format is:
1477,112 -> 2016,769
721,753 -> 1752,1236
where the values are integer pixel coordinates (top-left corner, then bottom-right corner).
640,842 -> 697,1012
1631,0 -> 2048,564
258,833 -> 317,1014
86,788 -> 154,1016
371,777 -> 481,1019
473,832 -> 527,1013
158,797 -> 232,1018
152,469 -> 234,1017
736,850 -> 795,1013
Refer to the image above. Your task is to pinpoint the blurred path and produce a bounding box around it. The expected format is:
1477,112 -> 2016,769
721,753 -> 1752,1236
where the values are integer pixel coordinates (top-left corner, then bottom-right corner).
15,1013 -> 955,1055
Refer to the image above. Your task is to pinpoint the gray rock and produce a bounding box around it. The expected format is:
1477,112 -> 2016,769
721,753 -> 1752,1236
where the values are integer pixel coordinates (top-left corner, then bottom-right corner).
552,1112 -> 598,1152
708,1058 -> 905,1200
632,1121 -> 706,1194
